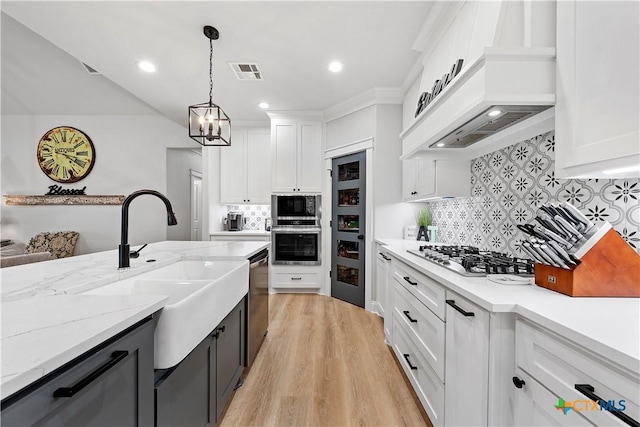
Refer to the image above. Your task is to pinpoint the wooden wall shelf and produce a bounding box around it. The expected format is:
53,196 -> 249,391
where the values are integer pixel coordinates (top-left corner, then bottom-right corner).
4,195 -> 125,206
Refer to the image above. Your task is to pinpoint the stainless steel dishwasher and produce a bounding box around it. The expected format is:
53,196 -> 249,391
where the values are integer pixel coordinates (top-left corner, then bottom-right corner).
247,249 -> 269,370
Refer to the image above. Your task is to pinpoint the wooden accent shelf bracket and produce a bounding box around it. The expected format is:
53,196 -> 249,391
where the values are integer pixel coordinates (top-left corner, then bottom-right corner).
4,195 -> 125,206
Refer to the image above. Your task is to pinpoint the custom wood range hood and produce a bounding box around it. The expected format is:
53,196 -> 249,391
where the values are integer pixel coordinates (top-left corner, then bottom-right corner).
401,47 -> 556,160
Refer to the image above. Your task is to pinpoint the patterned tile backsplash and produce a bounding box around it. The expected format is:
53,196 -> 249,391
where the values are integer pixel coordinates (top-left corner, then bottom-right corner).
226,205 -> 271,230
427,131 -> 640,256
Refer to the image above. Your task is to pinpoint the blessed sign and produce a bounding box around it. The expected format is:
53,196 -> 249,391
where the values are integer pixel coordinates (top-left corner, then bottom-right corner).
414,59 -> 464,118
45,185 -> 87,195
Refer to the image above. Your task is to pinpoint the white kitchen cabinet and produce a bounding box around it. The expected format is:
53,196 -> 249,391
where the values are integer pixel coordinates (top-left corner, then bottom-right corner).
375,244 -> 392,341
444,292 -> 490,427
220,128 -> 271,204
270,117 -> 323,193
402,159 -> 469,201
270,265 -> 322,291
514,319 -> 640,427
513,370 -> 596,427
555,0 -> 640,178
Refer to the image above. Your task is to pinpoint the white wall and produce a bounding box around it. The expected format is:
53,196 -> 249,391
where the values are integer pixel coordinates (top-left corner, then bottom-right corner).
325,104 -> 423,240
166,148 -> 202,241
373,104 -> 425,238
1,114 -> 196,255
325,106 -> 376,150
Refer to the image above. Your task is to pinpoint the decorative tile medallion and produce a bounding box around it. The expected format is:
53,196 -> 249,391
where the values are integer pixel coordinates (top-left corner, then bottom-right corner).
427,131 -> 640,255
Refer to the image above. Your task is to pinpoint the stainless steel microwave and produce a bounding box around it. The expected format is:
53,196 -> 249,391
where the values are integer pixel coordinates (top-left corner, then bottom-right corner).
271,195 -> 321,224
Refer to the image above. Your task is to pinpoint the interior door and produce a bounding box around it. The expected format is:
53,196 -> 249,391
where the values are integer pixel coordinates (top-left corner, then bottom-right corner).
331,151 -> 366,307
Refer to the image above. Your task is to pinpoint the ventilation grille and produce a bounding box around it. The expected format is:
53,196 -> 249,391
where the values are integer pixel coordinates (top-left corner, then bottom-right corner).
81,62 -> 101,75
229,62 -> 263,80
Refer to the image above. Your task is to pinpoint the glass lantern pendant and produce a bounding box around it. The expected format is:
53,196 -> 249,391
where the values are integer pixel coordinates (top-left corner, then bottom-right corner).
188,26 -> 231,146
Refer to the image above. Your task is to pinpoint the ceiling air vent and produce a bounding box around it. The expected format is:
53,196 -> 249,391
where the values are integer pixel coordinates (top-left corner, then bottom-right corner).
229,62 -> 263,80
80,62 -> 101,75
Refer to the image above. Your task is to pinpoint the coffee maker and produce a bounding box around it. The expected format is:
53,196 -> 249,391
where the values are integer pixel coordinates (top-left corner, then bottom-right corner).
227,212 -> 245,231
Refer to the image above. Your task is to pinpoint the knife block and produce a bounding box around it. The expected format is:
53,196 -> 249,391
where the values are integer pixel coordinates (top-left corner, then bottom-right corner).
534,228 -> 640,297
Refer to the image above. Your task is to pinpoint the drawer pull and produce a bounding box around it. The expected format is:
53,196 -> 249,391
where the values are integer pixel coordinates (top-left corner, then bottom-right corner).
291,277 -> 302,280
403,310 -> 418,323
403,354 -> 418,370
379,253 -> 391,261
575,384 -> 639,427
53,351 -> 129,398
446,299 -> 475,317
512,376 -> 526,389
403,276 -> 418,286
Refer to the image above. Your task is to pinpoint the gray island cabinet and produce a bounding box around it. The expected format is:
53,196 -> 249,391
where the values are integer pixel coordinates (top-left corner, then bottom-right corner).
155,297 -> 246,426
1,318 -> 155,426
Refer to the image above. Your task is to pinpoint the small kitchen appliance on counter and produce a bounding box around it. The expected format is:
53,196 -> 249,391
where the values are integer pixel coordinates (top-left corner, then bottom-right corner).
227,212 -> 245,231
407,245 -> 535,277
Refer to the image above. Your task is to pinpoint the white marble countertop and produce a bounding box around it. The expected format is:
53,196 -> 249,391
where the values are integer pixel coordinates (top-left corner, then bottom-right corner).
377,238 -> 640,374
0,240 -> 270,400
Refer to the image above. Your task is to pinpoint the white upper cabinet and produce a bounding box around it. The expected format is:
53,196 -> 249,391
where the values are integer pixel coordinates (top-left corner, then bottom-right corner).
403,159 -> 469,201
555,0 -> 640,178
270,115 -> 323,194
220,127 -> 271,204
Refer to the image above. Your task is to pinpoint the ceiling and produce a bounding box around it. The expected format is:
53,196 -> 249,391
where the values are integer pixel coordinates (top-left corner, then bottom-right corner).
1,1 -> 433,126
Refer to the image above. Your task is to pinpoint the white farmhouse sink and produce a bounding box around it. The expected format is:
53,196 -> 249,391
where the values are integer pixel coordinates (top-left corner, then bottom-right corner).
84,259 -> 249,369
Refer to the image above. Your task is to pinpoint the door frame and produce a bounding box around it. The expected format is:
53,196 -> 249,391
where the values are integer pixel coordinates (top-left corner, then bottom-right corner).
323,137 -> 374,312
190,169 -> 203,241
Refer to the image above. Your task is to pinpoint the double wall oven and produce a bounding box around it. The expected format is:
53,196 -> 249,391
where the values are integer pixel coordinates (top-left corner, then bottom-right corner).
271,195 -> 321,265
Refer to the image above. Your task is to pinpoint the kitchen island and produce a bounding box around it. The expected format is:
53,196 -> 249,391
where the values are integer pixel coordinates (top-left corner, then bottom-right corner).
0,240 -> 269,401
376,238 -> 640,427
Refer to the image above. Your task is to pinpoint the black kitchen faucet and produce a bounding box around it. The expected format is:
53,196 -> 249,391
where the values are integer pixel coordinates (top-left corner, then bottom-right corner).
118,190 -> 178,269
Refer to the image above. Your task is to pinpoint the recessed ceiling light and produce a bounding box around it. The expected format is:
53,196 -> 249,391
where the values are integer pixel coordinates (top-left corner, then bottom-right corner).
258,102 -> 270,109
436,143 -> 445,147
486,109 -> 502,117
328,61 -> 343,73
137,61 -> 156,73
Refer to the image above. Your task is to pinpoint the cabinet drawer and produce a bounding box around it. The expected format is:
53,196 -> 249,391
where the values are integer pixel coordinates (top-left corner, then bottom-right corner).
2,319 -> 154,427
516,320 -> 639,426
513,369 -> 596,426
393,260 -> 445,320
272,272 -> 320,288
392,313 -> 445,427
393,281 -> 445,381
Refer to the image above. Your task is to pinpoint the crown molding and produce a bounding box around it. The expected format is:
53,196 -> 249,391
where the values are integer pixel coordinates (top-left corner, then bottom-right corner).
323,87 -> 403,123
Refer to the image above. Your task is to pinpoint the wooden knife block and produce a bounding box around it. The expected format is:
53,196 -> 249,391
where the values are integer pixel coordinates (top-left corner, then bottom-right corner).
534,228 -> 640,297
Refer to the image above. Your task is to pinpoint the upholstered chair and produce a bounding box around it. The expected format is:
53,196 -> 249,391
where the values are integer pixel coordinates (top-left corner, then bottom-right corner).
25,231 -> 79,259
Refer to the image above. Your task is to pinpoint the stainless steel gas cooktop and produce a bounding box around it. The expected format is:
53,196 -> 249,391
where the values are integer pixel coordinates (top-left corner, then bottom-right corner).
407,245 -> 535,277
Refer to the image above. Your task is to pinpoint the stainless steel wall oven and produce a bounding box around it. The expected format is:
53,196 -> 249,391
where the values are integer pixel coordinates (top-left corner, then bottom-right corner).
271,194 -> 322,266
271,227 -> 321,265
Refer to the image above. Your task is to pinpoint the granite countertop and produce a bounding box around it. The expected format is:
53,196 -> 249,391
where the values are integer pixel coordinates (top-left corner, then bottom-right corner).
0,240 -> 270,400
376,238 -> 640,374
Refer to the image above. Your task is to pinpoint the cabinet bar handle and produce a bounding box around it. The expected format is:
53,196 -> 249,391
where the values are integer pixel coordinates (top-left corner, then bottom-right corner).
575,384 -> 639,427
403,310 -> 418,323
53,351 -> 129,398
403,354 -> 418,370
403,276 -> 418,286
291,277 -> 302,280
446,300 -> 475,317
383,254 -> 392,261
512,376 -> 526,389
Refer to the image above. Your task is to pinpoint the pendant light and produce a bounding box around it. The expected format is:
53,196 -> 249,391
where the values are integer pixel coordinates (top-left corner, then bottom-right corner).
188,26 -> 231,146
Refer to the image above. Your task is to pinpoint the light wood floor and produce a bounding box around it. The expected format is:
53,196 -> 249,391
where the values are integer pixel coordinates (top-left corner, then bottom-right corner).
219,294 -> 432,427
